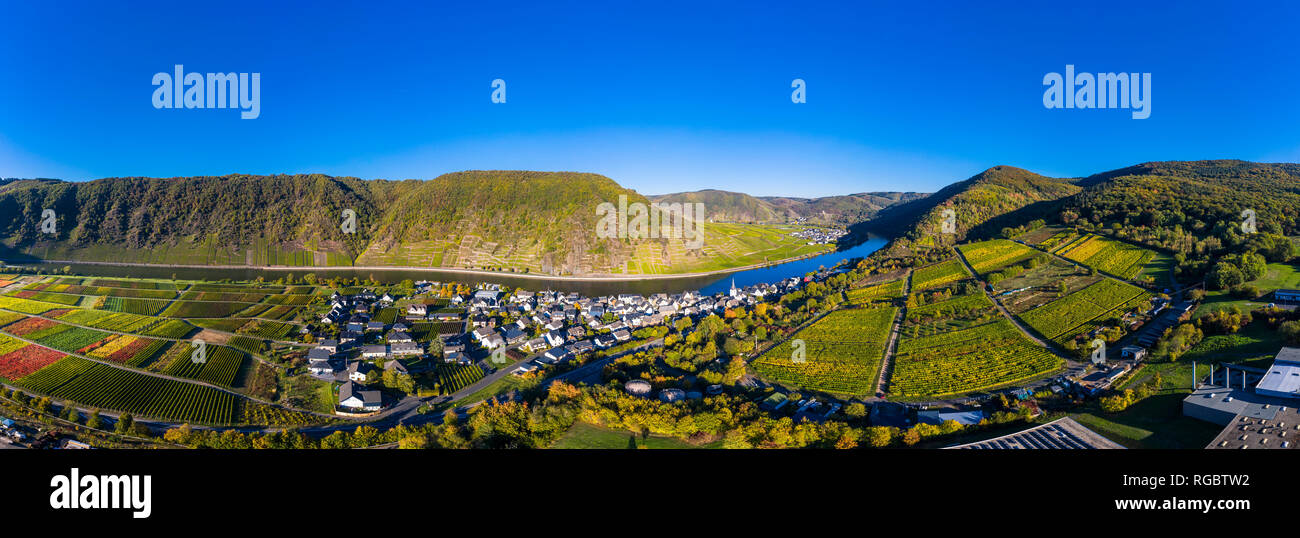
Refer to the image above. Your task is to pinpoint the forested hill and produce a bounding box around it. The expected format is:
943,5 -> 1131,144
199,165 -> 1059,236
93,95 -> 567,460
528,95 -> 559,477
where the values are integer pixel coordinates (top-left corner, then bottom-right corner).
1051,160 -> 1300,280
0,171 -> 656,274
858,165 -> 1083,251
649,189 -> 926,226
856,160 -> 1300,285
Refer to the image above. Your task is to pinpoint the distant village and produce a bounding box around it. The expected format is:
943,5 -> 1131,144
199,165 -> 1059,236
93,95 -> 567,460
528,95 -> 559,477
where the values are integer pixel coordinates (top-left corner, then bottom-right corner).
790,226 -> 847,245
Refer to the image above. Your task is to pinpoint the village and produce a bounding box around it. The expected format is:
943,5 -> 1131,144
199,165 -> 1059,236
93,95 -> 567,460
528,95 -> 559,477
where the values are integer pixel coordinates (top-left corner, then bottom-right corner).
303,275 -> 812,414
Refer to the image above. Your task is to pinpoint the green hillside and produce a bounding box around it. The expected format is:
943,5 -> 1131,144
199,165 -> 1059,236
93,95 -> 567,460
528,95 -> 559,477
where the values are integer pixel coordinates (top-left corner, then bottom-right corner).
0,171 -> 830,275
859,165 -> 1082,253
650,189 -> 926,226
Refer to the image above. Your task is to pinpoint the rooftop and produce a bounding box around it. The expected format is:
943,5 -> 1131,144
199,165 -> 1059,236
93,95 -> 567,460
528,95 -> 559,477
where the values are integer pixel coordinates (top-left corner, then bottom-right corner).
1207,405 -> 1300,449
947,418 -> 1124,449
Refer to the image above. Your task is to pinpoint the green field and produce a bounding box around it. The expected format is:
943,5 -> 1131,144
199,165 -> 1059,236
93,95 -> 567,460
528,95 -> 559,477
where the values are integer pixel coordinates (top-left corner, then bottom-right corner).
1070,361 -> 1222,449
551,421 -> 701,449
1196,263 -> 1300,317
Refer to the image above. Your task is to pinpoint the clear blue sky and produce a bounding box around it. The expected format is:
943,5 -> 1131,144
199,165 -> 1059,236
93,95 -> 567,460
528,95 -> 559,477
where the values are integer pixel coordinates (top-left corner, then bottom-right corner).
2,1 -> 1298,197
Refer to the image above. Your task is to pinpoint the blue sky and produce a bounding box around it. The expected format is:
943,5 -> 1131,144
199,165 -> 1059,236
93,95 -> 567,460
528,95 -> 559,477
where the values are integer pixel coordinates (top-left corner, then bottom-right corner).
2,1 -> 1298,197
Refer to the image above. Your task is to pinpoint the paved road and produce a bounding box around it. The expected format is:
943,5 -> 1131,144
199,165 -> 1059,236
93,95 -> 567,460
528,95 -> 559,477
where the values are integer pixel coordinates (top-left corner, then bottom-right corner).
541,338 -> 664,388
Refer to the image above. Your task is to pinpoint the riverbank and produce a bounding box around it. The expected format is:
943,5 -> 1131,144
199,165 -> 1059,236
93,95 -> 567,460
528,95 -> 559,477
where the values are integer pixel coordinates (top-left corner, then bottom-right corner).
2,249 -> 837,283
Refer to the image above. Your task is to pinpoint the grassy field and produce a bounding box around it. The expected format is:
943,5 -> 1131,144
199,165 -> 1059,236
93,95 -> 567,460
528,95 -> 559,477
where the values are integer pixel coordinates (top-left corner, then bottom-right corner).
1196,263 -> 1300,317
1182,323 -> 1285,369
550,421 -> 702,449
1070,361 -> 1222,449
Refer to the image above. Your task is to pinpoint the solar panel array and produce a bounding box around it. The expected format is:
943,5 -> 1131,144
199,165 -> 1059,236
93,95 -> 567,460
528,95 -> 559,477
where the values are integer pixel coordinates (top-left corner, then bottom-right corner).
956,422 -> 1098,449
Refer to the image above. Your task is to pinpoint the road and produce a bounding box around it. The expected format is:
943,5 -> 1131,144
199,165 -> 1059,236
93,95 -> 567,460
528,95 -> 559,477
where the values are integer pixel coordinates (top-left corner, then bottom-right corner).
952,246 -> 1078,366
872,268 -> 913,399
4,248 -> 838,283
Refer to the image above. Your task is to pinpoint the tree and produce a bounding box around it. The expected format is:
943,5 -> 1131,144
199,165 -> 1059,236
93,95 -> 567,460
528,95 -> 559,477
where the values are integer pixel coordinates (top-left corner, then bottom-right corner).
1280,320 -> 1300,345
115,413 -> 134,434
723,357 -> 747,385
383,369 -> 416,395
398,433 -> 430,449
844,402 -> 867,419
722,430 -> 752,449
1208,261 -> 1245,290
865,426 -> 893,448
86,409 -> 102,430
62,405 -> 80,424
164,424 -> 194,445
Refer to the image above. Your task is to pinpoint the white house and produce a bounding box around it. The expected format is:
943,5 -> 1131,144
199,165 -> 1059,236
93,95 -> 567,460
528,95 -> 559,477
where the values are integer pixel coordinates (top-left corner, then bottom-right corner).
338,381 -> 382,411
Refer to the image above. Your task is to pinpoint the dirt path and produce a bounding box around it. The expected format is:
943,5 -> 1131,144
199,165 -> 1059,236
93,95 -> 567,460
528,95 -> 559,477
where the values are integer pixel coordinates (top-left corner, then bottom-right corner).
952,248 -> 1074,364
872,268 -> 912,400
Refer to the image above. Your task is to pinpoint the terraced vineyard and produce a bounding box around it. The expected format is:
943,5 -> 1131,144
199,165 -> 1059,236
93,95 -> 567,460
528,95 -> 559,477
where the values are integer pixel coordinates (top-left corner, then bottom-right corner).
0,336 -> 67,382
24,280 -> 176,299
160,301 -> 246,318
1047,232 -> 1157,279
902,293 -> 999,338
33,325 -> 114,354
753,306 -> 897,396
84,334 -> 171,366
888,319 -> 1062,399
1018,278 -> 1151,343
845,279 -> 905,305
161,343 -> 247,387
8,290 -> 83,305
139,319 -> 195,338
910,259 -> 970,291
0,295 -> 65,315
47,361 -> 240,424
436,363 -> 486,394
101,296 -> 168,315
957,239 -> 1037,275
11,354 -> 90,393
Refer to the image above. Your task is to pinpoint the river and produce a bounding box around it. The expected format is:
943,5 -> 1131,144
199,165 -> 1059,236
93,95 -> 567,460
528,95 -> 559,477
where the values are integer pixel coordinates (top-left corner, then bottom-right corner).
13,234 -> 888,296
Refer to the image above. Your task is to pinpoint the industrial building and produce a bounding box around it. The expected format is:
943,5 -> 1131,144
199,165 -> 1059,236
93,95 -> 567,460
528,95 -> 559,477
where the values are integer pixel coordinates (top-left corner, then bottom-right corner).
1273,289 -> 1300,304
1182,348 -> 1300,449
1255,347 -> 1300,399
